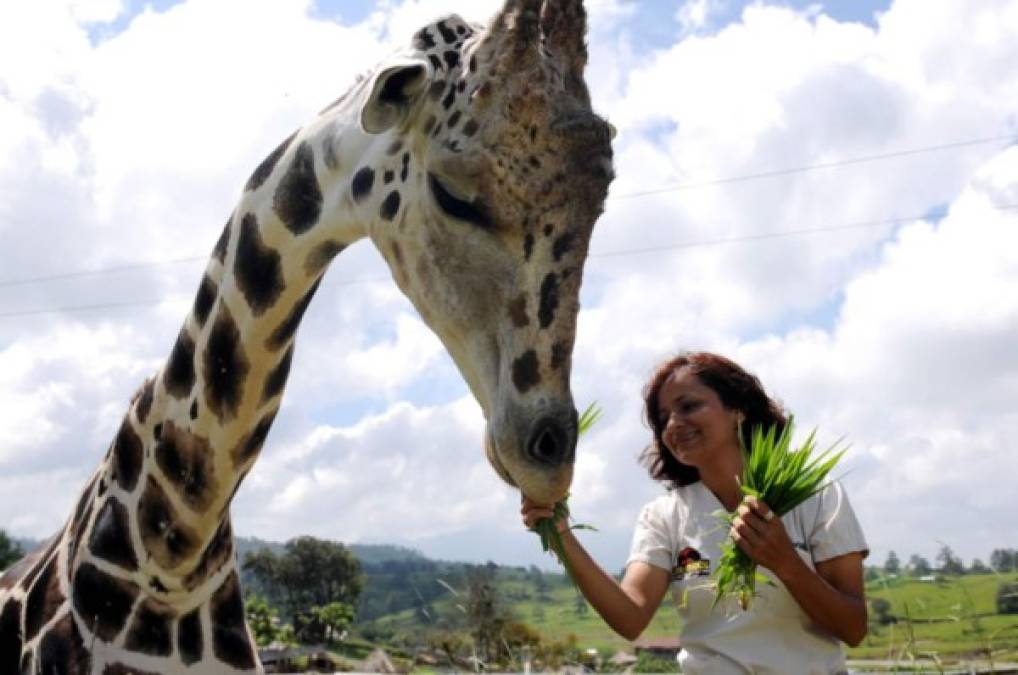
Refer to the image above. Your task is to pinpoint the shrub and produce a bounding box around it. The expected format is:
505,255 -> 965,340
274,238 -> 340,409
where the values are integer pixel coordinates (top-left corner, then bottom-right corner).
871,597 -> 896,625
633,651 -> 680,673
997,581 -> 1018,615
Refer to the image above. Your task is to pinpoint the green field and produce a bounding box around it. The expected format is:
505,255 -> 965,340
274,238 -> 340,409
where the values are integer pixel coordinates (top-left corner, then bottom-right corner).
368,570 -> 1018,663
853,573 -> 1018,662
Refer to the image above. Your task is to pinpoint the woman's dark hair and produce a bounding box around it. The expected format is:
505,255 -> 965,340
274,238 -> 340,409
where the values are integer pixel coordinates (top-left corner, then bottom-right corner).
639,351 -> 787,488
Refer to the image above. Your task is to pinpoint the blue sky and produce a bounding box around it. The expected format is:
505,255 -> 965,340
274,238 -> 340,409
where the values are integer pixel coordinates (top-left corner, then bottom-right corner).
92,0 -> 893,47
1,0 -> 1017,576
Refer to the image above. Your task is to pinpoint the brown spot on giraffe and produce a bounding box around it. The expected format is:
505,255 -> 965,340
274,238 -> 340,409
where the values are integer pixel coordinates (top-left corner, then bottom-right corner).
212,216 -> 232,263
305,240 -> 346,275
234,213 -> 284,315
203,304 -> 250,422
111,422 -> 143,494
512,350 -> 541,394
210,571 -> 257,670
73,562 -> 138,642
88,496 -> 138,572
154,422 -> 219,513
38,613 -> 89,675
177,607 -> 204,666
231,410 -> 277,468
137,476 -> 201,570
24,551 -> 65,643
133,378 -> 155,423
508,294 -> 530,327
273,141 -> 323,235
183,518 -> 234,591
0,599 -> 22,673
551,340 -> 569,371
262,345 -> 294,404
538,272 -> 560,329
163,329 -> 196,399
265,278 -> 322,351
246,130 -> 298,192
124,598 -> 177,657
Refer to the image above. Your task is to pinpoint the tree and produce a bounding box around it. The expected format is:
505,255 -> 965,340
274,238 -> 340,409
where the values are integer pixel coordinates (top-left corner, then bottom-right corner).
0,530 -> 24,570
312,601 -> 354,643
530,565 -> 551,602
936,545 -> 965,575
427,629 -> 471,667
970,558 -> 990,574
997,582 -> 1018,615
242,536 -> 364,637
990,548 -> 1016,573
245,595 -> 280,646
464,563 -> 511,663
908,554 -> 932,577
883,550 -> 900,576
573,591 -> 588,616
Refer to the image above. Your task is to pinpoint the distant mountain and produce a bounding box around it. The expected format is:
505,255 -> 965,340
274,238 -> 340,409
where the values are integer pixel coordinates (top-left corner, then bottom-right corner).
13,537 -> 43,555
6,532 -> 561,625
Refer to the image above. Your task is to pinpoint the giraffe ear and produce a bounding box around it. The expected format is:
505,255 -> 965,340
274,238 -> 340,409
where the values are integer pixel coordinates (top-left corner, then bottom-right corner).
360,59 -> 432,134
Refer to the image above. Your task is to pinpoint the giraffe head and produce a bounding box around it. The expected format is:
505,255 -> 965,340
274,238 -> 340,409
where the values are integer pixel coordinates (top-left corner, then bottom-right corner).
326,0 -> 613,504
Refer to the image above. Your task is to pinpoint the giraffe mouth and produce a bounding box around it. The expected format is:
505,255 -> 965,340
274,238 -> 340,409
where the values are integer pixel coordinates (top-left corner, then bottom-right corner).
484,427 -> 516,487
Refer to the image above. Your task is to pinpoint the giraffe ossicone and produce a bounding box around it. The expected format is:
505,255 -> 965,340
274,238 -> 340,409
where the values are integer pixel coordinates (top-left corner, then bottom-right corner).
0,1 -> 614,672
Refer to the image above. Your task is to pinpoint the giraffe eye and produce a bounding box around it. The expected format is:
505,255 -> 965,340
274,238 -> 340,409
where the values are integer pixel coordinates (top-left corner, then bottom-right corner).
428,173 -> 490,227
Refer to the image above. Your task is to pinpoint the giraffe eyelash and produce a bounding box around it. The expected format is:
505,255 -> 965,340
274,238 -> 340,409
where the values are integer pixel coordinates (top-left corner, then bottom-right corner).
428,173 -> 491,227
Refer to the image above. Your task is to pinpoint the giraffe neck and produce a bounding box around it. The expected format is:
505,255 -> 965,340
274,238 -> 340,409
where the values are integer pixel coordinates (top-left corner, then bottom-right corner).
0,72 -> 410,675
109,111 -> 372,591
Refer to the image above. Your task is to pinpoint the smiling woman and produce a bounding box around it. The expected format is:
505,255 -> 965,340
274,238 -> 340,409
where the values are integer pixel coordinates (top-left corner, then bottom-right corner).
523,351 -> 869,674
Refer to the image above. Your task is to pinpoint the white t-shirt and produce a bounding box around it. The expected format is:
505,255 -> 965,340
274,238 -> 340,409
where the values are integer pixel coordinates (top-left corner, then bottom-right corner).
626,480 -> 868,675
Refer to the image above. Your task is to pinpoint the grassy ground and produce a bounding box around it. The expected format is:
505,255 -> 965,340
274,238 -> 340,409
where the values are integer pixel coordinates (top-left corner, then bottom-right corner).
853,573 -> 1018,662
367,571 -> 1018,664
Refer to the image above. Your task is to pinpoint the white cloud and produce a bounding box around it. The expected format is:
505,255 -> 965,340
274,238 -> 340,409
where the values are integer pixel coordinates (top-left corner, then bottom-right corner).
1,0 -> 1016,575
238,396 -> 497,542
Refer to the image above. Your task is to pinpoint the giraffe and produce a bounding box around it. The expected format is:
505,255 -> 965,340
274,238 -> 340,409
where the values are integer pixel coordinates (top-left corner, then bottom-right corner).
0,1 -> 613,672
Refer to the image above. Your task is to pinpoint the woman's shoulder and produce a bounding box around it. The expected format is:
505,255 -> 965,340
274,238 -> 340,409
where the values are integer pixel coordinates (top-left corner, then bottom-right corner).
639,483 -> 699,520
787,479 -> 847,511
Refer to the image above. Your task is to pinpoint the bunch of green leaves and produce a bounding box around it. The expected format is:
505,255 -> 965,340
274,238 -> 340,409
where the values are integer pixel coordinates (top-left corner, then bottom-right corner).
714,418 -> 847,610
532,402 -> 601,584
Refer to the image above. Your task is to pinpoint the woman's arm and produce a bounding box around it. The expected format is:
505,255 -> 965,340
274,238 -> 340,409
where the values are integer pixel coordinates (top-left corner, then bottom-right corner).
522,498 -> 671,641
731,497 -> 868,646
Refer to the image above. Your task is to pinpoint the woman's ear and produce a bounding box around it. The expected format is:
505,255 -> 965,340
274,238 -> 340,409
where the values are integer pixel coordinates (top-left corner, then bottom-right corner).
359,59 -> 433,134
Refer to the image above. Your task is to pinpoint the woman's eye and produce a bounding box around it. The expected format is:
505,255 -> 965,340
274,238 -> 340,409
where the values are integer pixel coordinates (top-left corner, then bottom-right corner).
428,173 -> 491,227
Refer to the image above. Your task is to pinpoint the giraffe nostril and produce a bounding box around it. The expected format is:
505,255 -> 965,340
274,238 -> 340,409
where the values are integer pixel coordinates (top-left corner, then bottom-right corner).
526,417 -> 574,466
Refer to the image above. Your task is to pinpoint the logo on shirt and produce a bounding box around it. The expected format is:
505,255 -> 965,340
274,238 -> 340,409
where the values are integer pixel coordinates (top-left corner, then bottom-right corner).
671,547 -> 711,581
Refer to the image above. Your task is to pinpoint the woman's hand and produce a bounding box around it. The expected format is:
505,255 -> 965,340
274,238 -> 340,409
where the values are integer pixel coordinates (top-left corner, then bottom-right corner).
730,496 -> 802,577
521,496 -> 568,534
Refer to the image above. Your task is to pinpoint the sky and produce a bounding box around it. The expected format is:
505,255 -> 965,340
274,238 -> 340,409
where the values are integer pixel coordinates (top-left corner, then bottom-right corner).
0,0 -> 1016,576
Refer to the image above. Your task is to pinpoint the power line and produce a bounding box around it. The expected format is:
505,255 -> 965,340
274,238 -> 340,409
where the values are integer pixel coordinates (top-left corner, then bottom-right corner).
0,256 -> 207,290
2,203 -> 1014,320
610,135 -> 1017,199
0,133 -> 1012,291
591,204 -> 1018,258
0,275 -> 391,320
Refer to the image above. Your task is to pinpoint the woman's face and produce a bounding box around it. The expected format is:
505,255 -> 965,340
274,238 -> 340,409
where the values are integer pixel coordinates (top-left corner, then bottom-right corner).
655,367 -> 742,471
